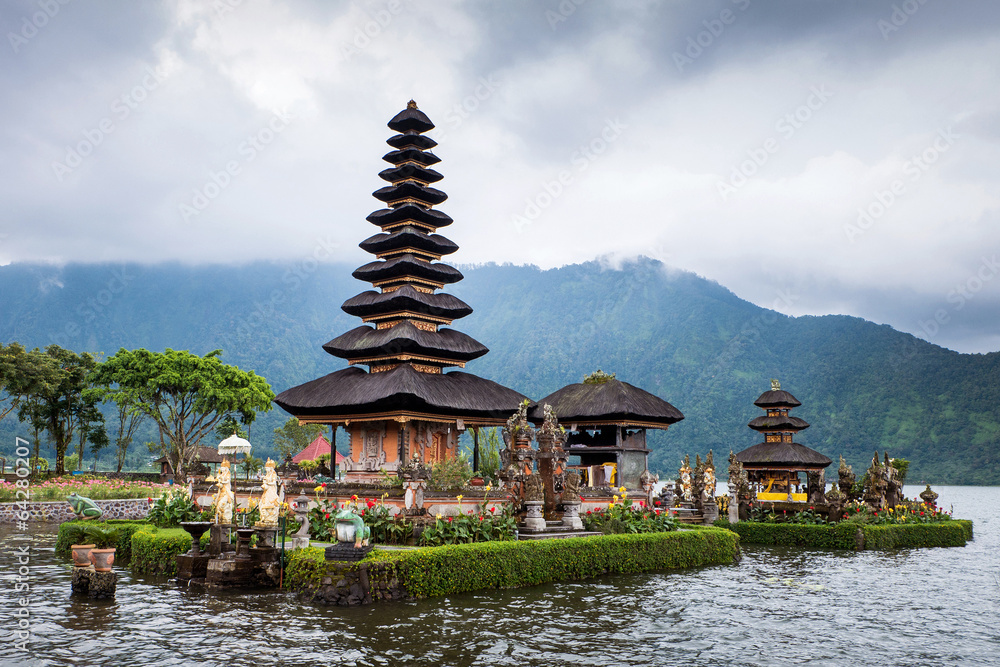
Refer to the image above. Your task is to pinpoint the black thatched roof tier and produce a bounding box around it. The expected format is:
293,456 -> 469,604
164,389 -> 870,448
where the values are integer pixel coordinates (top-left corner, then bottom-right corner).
352,255 -> 463,285
373,182 -> 448,207
341,286 -> 473,320
386,132 -> 437,150
735,442 -> 832,468
274,365 -> 531,420
367,204 -> 452,230
382,148 -> 441,167
378,165 -> 443,185
529,379 -> 684,427
747,415 -> 810,432
359,229 -> 458,257
387,103 -> 435,133
323,322 -> 488,363
754,389 -> 802,408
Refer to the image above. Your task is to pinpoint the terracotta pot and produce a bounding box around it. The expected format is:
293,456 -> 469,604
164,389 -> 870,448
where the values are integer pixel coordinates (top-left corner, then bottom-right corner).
71,544 -> 96,567
89,548 -> 116,572
469,477 -> 486,487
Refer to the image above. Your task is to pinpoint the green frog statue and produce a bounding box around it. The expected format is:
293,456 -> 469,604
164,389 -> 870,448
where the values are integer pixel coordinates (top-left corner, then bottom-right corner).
335,507 -> 370,548
67,492 -> 102,520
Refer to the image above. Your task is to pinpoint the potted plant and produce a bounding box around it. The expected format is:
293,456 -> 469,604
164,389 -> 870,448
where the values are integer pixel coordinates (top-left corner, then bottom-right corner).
82,524 -> 120,572
63,524 -> 96,567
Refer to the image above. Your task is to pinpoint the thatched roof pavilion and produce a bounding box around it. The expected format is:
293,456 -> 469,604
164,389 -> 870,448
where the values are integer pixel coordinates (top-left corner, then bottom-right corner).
274,102 -> 529,480
529,372 -> 684,489
736,379 -> 831,501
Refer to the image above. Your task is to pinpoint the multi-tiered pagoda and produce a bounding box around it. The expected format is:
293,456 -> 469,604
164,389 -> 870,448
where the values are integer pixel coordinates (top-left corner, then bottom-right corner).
275,101 -> 529,480
735,379 -> 831,501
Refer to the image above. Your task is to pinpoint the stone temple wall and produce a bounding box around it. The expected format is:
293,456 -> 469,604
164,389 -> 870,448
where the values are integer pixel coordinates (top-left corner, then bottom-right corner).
0,498 -> 150,524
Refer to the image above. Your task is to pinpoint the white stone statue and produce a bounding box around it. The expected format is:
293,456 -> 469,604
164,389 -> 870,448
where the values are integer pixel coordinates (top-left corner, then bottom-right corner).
256,458 -> 281,527
213,459 -> 235,525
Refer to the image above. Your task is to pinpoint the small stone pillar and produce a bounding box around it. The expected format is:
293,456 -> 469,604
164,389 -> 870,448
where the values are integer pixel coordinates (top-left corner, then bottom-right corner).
292,494 -> 311,549
523,501 -> 546,531
71,566 -> 117,599
702,502 -> 719,524
728,491 -> 739,524
561,502 -> 583,530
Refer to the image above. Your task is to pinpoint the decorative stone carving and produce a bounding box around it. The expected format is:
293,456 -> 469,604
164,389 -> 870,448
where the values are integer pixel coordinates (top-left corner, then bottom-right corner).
639,469 -> 658,508
67,493 -> 102,520
292,495 -> 311,549
884,453 -> 903,508
838,455 -> 857,502
360,425 -> 387,471
919,484 -> 939,508
825,482 -> 845,521
807,470 -> 825,505
524,474 -> 543,502
701,450 -> 716,503
563,470 -> 581,504
863,451 -> 887,508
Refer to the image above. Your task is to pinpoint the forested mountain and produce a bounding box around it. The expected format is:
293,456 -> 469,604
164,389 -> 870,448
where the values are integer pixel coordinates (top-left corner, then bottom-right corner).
1,258 -> 997,483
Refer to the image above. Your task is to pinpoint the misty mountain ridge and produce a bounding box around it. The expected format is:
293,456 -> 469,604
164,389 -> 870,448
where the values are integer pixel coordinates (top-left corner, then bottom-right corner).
1,257 -> 997,484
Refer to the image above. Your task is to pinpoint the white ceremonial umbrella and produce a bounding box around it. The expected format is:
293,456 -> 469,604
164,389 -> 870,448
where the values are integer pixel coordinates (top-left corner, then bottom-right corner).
218,434 -> 252,456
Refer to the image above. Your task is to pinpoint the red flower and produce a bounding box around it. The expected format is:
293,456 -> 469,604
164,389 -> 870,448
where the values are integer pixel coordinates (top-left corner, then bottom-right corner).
586,510 -> 592,515
366,500 -> 375,509
324,513 -> 330,519
639,501 -> 646,508
920,511 -> 924,516
654,500 -> 661,506
479,516 -> 484,521
447,517 -> 453,523
489,507 -> 496,513
321,483 -> 327,487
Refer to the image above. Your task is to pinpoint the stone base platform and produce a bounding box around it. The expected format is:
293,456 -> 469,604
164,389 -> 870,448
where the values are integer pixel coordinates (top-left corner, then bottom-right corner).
71,566 -> 117,599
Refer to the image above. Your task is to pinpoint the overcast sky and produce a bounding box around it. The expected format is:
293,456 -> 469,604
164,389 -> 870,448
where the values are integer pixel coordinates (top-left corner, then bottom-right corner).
2,0 -> 999,353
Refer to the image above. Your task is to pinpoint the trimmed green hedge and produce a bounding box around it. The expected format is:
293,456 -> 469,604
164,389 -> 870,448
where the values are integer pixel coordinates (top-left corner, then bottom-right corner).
861,522 -> 969,549
55,520 -> 150,561
130,526 -> 192,576
56,520 -> 195,576
287,527 -> 740,601
720,520 -> 971,550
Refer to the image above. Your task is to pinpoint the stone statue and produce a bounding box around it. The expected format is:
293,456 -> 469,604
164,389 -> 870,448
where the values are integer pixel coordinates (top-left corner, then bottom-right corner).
524,474 -> 543,502
838,455 -> 857,502
771,378 -> 781,391
563,470 -> 581,501
335,507 -> 370,548
503,399 -> 535,447
702,451 -> 716,503
679,455 -> 693,503
692,454 -> 705,509
256,458 -> 281,527
67,493 -> 102,520
863,451 -> 887,508
884,453 -> 903,508
825,482 -> 845,521
807,470 -> 825,505
213,459 -> 235,525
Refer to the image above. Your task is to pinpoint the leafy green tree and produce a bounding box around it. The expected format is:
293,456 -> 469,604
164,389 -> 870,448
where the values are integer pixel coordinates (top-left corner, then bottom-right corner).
0,342 -> 32,421
90,348 -> 275,480
272,417 -> 324,461
240,455 -> 264,480
13,345 -> 99,475
215,415 -> 249,440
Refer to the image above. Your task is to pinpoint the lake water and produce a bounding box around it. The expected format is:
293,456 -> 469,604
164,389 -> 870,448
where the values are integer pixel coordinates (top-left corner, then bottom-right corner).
2,485 -> 998,667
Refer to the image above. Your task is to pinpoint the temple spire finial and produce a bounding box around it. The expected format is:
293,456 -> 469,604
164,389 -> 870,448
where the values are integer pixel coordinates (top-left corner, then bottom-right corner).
770,378 -> 781,391
407,99 -> 417,109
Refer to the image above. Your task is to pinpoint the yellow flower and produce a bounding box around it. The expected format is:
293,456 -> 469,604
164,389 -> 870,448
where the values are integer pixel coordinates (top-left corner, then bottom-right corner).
456,494 -> 464,502
485,484 -> 493,492
435,512 -> 443,520
619,486 -> 627,494
613,495 -> 619,503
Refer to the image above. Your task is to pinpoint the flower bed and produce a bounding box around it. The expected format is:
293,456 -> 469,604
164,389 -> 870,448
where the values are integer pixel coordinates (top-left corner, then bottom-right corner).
583,492 -> 677,534
287,527 -> 740,604
0,476 -> 170,502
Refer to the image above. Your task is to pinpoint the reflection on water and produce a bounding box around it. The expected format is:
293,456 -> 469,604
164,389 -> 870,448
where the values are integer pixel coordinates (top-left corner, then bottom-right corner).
2,486 -> 998,667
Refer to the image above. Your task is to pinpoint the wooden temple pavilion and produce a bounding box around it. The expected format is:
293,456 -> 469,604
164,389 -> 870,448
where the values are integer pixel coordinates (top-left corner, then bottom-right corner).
529,374 -> 684,489
735,379 -> 831,501
274,102 -> 530,481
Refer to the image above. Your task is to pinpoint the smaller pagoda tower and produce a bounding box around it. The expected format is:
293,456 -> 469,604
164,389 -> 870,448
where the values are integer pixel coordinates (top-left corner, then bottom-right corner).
736,379 -> 831,502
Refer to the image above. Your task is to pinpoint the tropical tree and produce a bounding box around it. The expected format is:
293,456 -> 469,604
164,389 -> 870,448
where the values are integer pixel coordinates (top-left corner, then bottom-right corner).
0,342 -> 32,421
272,416 -> 324,461
14,345 -> 99,475
90,348 -> 275,480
